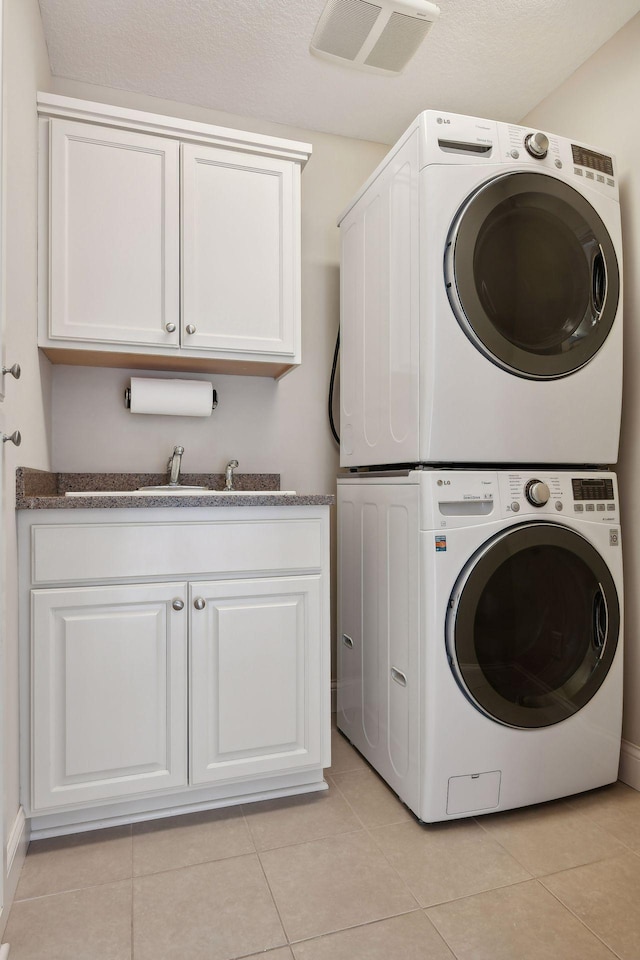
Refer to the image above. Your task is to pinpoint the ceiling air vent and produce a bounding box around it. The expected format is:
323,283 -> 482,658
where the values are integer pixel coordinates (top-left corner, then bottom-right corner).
310,0 -> 440,76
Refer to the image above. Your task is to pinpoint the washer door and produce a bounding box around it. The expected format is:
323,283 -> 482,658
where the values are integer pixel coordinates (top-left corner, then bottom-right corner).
447,523 -> 620,728
445,172 -> 620,379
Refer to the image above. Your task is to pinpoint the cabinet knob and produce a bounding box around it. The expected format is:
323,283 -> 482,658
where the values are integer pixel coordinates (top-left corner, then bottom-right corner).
165,323 -> 177,334
2,430 -> 21,447
2,363 -> 21,380
193,597 -> 206,611
185,324 -> 196,335
172,599 -> 185,611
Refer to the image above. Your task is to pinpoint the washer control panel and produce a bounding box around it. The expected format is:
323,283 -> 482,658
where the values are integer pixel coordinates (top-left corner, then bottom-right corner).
424,470 -> 619,529
502,472 -> 618,522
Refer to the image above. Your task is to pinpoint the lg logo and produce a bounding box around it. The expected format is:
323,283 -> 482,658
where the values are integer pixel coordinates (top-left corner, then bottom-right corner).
437,479 -> 451,486
436,118 -> 451,125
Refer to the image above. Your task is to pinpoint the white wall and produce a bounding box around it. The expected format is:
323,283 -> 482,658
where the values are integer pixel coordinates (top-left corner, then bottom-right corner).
522,12 -> 640,787
1,0 -> 53,914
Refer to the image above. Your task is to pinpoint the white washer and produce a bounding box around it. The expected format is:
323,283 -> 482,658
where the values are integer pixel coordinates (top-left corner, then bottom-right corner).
339,111 -> 623,467
337,469 -> 623,822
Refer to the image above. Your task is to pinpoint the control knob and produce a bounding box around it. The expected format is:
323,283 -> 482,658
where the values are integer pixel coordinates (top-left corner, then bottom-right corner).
525,479 -> 550,507
524,131 -> 549,159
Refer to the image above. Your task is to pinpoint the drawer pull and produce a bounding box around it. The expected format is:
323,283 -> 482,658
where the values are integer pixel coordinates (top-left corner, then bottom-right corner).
165,322 -> 177,333
391,667 -> 407,687
172,599 -> 184,611
2,430 -> 21,446
185,324 -> 197,335
2,363 -> 21,380
342,634 -> 354,649
194,597 -> 206,611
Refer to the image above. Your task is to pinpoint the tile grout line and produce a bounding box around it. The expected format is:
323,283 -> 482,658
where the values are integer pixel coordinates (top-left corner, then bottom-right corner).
254,846 -> 291,949
130,826 -> 135,960
241,803 -> 291,951
471,808 -> 633,878
536,877 -> 624,960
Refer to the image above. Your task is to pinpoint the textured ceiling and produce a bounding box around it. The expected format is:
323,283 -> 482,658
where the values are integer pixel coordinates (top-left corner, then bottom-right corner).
38,0 -> 640,144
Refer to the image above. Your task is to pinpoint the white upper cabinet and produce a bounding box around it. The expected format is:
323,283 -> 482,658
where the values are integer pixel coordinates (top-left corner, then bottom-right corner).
182,144 -> 298,357
49,120 -> 180,348
38,94 -> 311,378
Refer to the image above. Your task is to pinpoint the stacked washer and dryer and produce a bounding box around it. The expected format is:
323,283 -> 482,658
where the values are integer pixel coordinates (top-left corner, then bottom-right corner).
336,111 -> 624,822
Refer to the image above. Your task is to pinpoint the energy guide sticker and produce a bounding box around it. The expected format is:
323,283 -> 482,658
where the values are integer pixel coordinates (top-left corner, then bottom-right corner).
435,536 -> 447,552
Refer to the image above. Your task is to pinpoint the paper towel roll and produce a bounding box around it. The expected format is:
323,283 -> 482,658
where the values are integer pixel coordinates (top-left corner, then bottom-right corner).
128,378 -> 214,417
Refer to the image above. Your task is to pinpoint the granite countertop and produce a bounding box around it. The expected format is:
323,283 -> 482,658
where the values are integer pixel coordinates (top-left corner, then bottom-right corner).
16,469 -> 335,510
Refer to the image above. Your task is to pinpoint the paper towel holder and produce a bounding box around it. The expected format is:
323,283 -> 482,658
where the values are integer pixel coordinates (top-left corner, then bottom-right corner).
124,387 -> 218,411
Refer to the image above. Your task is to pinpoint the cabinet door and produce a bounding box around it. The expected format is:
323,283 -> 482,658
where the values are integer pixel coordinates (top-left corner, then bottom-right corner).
31,582 -> 188,810
181,144 -> 299,358
190,576 -> 322,784
48,119 -> 180,346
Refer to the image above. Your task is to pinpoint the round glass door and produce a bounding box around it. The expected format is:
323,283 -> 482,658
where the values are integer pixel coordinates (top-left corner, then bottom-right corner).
447,523 -> 620,728
444,172 -> 619,379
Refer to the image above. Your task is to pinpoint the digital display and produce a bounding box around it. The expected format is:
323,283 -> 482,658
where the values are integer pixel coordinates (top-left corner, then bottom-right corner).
571,145 -> 614,176
572,478 -> 614,501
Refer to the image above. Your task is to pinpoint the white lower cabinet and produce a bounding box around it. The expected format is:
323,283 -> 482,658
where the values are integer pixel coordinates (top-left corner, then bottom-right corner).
190,576 -> 322,784
31,582 -> 188,810
20,507 -> 330,831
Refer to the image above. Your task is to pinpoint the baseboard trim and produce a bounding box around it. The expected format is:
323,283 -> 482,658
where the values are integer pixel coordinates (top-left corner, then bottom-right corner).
0,807 -> 28,940
619,739 -> 640,791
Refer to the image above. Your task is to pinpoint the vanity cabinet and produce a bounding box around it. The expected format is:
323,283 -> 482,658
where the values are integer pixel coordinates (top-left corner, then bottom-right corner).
38,94 -> 311,378
19,505 -> 330,834
31,581 -> 188,810
189,575 -> 322,784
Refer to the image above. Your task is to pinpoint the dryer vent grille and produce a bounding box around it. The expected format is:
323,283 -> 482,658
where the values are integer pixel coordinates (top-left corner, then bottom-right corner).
310,0 -> 440,76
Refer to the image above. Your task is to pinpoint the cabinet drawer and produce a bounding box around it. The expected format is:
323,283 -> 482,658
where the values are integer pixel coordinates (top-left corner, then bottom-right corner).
31,518 -> 324,585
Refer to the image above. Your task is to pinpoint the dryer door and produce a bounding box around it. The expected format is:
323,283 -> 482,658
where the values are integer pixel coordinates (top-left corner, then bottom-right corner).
445,172 -> 620,379
447,522 -> 620,728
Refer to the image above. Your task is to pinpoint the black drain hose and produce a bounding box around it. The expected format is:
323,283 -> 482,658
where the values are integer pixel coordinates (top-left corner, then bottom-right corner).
328,326 -> 340,445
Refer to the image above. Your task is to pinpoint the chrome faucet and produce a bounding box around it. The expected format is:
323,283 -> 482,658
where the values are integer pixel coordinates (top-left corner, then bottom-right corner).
225,459 -> 239,491
167,446 -> 185,486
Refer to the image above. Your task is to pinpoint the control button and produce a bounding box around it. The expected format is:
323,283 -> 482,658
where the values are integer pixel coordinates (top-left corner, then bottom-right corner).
511,501 -> 520,512
597,174 -> 605,183
510,149 -> 520,159
555,501 -> 563,511
585,170 -> 595,180
574,167 -> 583,176
586,503 -> 595,511
607,503 -> 615,511
555,159 -> 563,169
597,503 -> 605,511
607,178 -> 615,187
574,504 -> 584,512
525,479 -> 550,507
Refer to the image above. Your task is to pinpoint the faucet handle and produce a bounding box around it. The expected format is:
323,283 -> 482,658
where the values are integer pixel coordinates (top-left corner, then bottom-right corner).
173,445 -> 185,455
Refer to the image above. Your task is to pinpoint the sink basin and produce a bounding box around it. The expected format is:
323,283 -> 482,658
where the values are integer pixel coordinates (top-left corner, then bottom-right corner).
64,489 -> 297,498
137,484 -> 208,492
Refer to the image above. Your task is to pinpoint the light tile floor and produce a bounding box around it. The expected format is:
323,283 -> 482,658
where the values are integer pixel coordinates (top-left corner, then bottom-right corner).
4,726 -> 640,960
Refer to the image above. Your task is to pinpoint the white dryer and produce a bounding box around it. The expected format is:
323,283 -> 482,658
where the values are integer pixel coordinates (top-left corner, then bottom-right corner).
339,112 -> 623,467
337,469 -> 623,822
